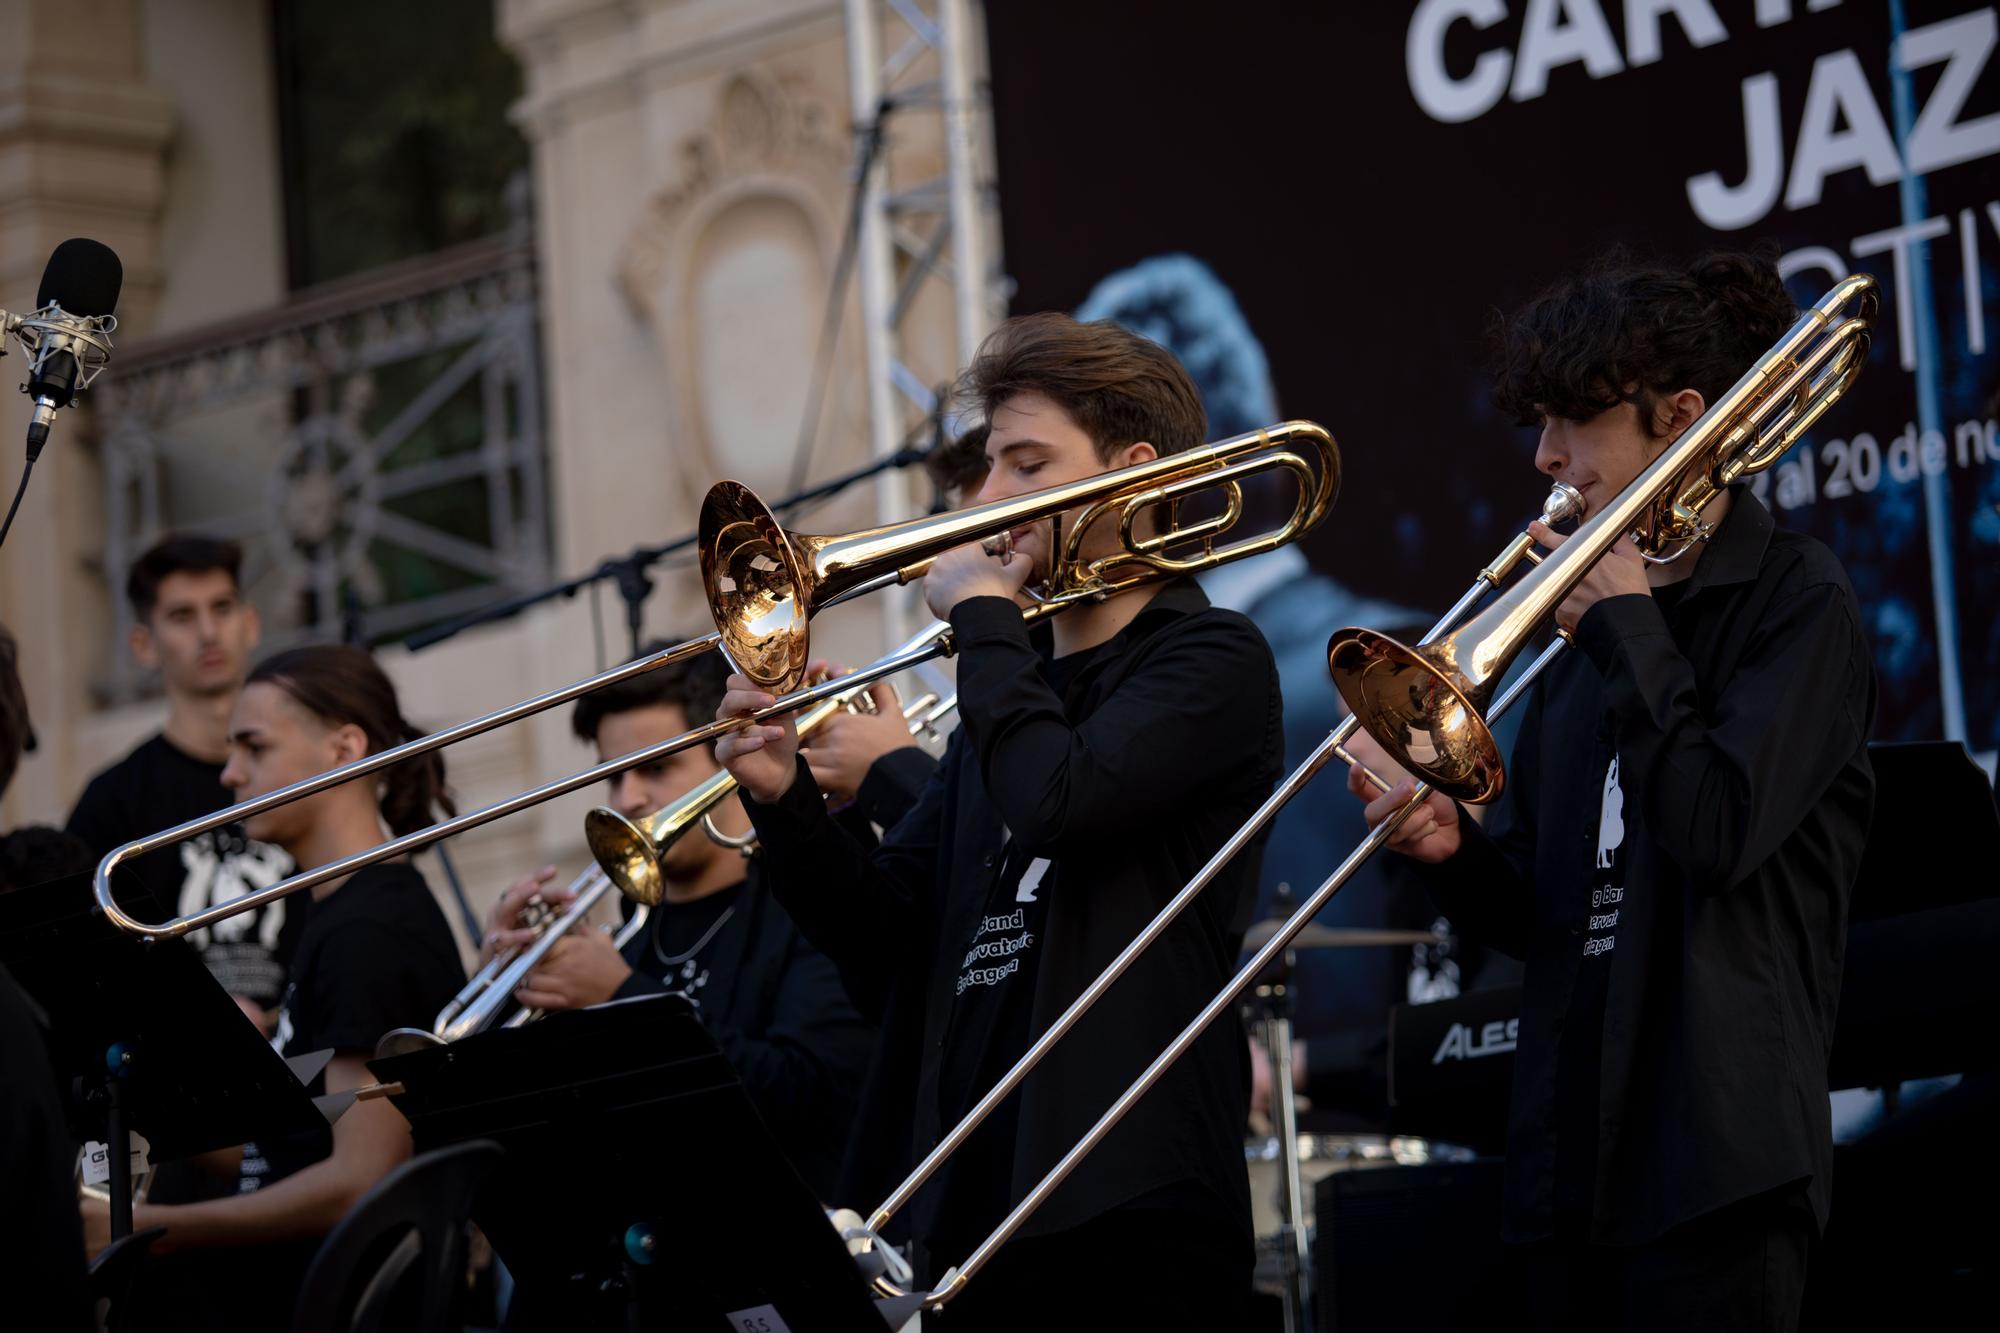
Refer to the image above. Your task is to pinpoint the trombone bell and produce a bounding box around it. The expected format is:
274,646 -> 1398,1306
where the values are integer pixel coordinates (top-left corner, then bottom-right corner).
700,480 -> 817,693
1326,629 -> 1505,805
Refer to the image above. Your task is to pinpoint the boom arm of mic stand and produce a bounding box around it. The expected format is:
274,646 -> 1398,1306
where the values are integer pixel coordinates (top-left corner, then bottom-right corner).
402,441 -> 934,653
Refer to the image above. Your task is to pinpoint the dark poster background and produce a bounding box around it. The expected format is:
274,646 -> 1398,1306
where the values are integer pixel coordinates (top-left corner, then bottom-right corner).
985,0 -> 1999,753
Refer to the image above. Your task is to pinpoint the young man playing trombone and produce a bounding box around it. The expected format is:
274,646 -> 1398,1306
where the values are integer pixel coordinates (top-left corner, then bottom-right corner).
716,313 -> 1283,1327
1347,253 -> 1876,1332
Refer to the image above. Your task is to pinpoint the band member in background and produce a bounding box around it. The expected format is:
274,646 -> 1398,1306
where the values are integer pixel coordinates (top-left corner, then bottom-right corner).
1,624 -> 93,1331
717,313 -> 1280,1328
478,648 -> 872,1199
81,644 -> 466,1330
1347,252 -> 1876,1332
67,536 -> 295,1033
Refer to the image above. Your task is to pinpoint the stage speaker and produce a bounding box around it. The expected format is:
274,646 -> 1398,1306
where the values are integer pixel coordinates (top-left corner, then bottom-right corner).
1312,1158 -> 1525,1333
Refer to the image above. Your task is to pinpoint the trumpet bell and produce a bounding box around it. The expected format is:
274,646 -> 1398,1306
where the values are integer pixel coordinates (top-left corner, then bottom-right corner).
1326,628 -> 1505,805
700,479 -> 816,691
585,806 -> 668,907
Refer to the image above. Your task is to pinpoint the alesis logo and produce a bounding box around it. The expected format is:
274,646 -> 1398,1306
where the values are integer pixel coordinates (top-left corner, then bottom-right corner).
1432,1017 -> 1518,1065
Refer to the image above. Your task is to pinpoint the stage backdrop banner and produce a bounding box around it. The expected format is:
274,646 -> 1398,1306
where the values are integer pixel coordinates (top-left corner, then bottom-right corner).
985,0 -> 1998,755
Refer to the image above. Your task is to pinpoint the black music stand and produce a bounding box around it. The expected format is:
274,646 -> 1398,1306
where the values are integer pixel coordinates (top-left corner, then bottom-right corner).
0,866 -> 326,1239
370,992 -> 894,1331
1831,740 -> 2000,1087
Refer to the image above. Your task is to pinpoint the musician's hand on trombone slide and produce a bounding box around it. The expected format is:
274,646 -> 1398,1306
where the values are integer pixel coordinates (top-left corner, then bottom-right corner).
716,666 -> 814,804
1344,728 -> 1463,864
480,864 -> 571,964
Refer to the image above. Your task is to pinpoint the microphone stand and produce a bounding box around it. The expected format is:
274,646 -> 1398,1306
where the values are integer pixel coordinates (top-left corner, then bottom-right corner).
402,434 -> 936,657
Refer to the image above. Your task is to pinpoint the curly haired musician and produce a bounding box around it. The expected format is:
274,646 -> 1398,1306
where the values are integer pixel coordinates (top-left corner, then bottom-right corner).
1348,253 -> 1877,1333
717,313 -> 1283,1328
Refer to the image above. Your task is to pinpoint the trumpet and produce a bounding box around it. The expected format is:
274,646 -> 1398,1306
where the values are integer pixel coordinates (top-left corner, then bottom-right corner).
429,871 -> 651,1043
435,632 -> 959,1041
586,619 -> 958,905
94,419 -> 1336,943
842,276 -> 1878,1309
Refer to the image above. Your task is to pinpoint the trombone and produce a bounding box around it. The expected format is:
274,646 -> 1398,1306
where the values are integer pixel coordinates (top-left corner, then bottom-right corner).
92,420 -> 1339,943
843,275 -> 1878,1308
586,619 -> 959,906
434,624 -> 961,1042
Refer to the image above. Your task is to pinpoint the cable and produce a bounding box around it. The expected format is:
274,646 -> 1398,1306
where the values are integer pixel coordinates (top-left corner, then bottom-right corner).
0,456 -> 34,550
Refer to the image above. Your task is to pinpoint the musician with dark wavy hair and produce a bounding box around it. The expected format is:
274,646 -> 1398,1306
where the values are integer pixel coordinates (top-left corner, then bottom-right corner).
717,313 -> 1283,1327
1347,252 -> 1877,1332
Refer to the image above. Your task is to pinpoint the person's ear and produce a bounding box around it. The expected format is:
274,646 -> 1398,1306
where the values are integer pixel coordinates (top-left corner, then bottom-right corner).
1662,389 -> 1706,441
241,600 -> 263,652
130,622 -> 159,671
327,721 -> 370,768
1115,440 -> 1159,469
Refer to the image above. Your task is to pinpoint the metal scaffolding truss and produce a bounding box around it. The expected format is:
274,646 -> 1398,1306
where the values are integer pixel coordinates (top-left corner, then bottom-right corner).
843,0 -> 1001,533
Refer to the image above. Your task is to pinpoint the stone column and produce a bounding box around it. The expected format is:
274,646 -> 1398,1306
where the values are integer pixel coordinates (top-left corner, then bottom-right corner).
494,0 -> 967,862
0,0 -> 173,827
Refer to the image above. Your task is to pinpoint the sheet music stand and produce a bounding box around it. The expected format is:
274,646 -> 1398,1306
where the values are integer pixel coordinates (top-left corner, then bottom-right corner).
0,866 -> 325,1239
370,992 -> 893,1332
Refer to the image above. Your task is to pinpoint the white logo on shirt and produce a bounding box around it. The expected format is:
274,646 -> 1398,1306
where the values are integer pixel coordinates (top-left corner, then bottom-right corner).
178,832 -> 291,948
1595,756 -> 1624,871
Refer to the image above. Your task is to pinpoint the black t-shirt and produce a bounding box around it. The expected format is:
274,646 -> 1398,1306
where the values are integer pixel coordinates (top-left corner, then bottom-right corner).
623,882 -> 742,1010
239,862 -> 464,1194
930,642 -> 1106,1253
66,735 -> 298,1008
1552,579 -> 1688,1227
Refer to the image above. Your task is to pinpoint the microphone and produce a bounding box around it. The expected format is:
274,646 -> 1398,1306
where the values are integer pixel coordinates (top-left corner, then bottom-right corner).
15,238 -> 122,460
0,238 -> 121,549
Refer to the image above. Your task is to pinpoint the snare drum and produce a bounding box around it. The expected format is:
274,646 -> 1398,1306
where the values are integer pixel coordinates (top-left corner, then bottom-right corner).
1244,1134 -> 1473,1294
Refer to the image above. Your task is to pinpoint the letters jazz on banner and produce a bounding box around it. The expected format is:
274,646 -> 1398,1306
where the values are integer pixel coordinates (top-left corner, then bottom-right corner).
984,0 -> 1999,756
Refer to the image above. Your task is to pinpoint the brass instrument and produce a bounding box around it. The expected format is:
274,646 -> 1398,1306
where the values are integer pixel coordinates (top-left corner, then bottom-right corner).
586,619 -> 958,904
840,277 -> 1878,1309
1326,274 -> 1875,804
435,649 -> 960,1040
703,420 -> 1339,691
92,420 -> 1338,942
428,871 -> 652,1043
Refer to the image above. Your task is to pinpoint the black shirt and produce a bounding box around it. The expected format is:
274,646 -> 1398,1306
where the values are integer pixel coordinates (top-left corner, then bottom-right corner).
67,735 -> 297,1008
608,864 -> 873,1200
853,745 -> 940,833
240,862 -> 464,1194
1403,491 -> 1875,1245
927,642 -> 1107,1253
632,882 -> 740,1007
1550,578 -> 1691,1226
743,577 -> 1280,1272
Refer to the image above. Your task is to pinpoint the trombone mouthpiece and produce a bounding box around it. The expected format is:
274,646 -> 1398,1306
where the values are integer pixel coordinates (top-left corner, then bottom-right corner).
1543,481 -> 1585,528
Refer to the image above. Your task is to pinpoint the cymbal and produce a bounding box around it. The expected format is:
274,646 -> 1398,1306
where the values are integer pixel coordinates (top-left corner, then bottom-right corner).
1241,920 -> 1436,953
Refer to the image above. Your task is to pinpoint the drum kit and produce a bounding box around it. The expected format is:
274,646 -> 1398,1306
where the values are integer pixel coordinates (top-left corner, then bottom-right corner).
1241,887 -> 1470,1333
